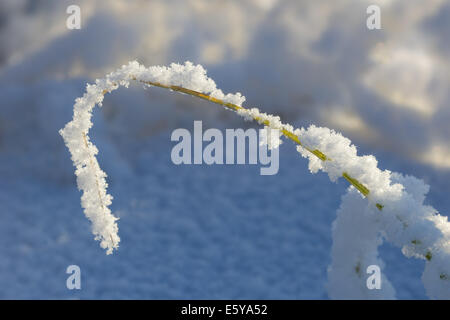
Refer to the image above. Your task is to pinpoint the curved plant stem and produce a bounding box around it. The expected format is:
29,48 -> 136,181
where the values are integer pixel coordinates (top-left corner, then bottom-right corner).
110,79 -> 385,211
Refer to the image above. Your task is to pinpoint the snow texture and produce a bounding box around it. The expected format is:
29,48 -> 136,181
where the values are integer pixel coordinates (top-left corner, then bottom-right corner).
61,61 -> 450,298
295,126 -> 450,299
60,61 -> 246,254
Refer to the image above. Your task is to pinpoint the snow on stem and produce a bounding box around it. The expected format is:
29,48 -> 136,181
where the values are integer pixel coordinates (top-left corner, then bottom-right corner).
60,61 -> 449,298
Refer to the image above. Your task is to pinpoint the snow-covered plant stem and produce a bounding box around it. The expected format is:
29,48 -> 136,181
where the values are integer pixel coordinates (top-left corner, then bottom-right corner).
60,61 -> 449,299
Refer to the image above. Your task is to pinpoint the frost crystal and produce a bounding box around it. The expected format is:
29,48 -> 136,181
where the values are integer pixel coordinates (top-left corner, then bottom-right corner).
61,61 -> 449,299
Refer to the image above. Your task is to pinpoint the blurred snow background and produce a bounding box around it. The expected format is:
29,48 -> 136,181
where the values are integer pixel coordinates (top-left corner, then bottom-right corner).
0,0 -> 449,299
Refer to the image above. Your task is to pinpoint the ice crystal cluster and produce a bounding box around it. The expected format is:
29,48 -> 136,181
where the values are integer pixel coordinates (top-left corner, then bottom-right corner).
61,61 -> 449,299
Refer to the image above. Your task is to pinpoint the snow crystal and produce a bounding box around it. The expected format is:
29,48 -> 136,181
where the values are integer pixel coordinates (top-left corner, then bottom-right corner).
60,61 -> 246,255
61,61 -> 449,299
295,126 -> 450,299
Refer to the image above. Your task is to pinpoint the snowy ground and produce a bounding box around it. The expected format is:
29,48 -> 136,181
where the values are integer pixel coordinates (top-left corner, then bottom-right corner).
0,0 -> 449,299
